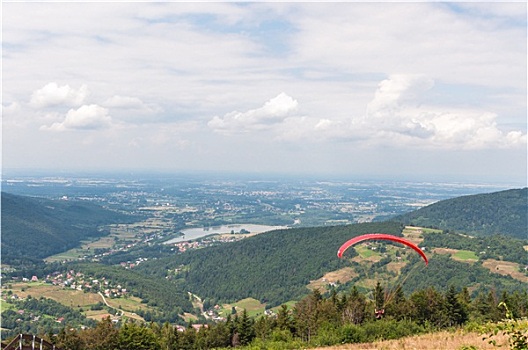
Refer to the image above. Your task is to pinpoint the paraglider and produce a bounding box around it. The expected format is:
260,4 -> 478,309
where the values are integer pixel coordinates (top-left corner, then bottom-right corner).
337,233 -> 428,265
338,233 -> 428,320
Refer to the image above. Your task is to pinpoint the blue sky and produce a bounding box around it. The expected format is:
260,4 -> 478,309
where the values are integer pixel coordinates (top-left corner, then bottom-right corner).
2,2 -> 526,184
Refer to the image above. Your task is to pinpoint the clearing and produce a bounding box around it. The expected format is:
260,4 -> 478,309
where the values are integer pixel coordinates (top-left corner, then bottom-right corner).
433,248 -> 478,262
482,259 -> 528,283
308,267 -> 357,291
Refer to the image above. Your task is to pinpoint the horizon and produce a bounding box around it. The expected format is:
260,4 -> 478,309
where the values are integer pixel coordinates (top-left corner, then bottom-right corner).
1,167 -> 525,189
2,3 -> 526,185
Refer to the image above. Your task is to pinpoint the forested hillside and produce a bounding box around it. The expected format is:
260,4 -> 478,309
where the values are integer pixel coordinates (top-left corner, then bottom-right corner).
394,188 -> 527,238
1,192 -> 139,266
136,222 -> 404,307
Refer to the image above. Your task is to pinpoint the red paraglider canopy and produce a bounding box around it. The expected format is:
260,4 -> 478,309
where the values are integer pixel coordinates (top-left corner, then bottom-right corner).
337,233 -> 428,265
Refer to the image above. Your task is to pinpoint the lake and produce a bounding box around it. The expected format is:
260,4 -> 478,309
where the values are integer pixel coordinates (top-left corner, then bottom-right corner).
163,224 -> 289,244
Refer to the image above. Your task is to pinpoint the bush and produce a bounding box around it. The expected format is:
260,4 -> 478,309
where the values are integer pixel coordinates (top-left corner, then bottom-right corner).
362,318 -> 424,341
339,323 -> 367,344
310,322 -> 342,347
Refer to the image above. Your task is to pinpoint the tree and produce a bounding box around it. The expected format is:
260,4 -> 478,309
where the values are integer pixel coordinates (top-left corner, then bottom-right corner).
159,322 -> 180,350
374,281 -> 385,311
237,309 -> 255,345
118,322 -> 161,350
55,326 -> 83,350
294,289 -> 323,342
276,304 -> 295,334
445,285 -> 468,326
384,285 -> 409,320
342,286 -> 367,325
409,287 -> 447,327
81,317 -> 119,350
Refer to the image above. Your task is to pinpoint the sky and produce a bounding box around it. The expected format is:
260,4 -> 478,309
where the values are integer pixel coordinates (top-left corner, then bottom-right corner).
2,2 -> 527,184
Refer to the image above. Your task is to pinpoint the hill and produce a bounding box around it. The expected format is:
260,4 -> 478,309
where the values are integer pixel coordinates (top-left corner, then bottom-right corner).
135,222 -> 527,308
1,192 -> 139,266
393,188 -> 527,238
136,222 -> 404,307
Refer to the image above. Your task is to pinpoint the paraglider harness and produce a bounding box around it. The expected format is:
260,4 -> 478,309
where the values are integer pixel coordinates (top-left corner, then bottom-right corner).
375,308 -> 385,319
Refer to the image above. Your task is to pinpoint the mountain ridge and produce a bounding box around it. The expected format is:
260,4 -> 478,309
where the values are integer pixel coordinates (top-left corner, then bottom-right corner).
393,187 -> 527,238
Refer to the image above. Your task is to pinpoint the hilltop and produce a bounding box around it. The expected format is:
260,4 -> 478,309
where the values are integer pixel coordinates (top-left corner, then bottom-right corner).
394,187 -> 527,238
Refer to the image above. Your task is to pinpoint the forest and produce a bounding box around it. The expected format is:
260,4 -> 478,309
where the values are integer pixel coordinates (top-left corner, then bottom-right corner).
4,283 -> 526,350
0,192 -> 141,266
395,188 -> 527,238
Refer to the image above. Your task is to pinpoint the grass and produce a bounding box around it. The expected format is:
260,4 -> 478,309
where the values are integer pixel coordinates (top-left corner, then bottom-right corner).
219,298 -> 267,318
5,282 -> 149,322
8,283 -> 102,308
314,329 -> 509,350
308,267 -> 357,291
453,250 -> 478,261
354,245 -> 381,259
105,295 -> 149,313
433,248 -> 478,263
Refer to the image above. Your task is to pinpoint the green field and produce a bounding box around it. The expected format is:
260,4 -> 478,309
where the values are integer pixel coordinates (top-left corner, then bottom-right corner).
355,245 -> 381,259
219,298 -> 267,318
453,250 -> 478,261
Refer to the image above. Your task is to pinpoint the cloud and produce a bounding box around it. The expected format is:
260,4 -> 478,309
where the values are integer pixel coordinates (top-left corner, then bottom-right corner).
30,82 -> 89,108
41,104 -> 112,131
362,74 -> 527,149
208,74 -> 526,150
2,101 -> 21,115
208,92 -> 299,134
103,95 -> 160,112
102,95 -> 164,123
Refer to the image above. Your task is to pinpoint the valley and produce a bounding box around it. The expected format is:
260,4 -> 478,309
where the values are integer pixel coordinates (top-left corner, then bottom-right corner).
1,174 -> 526,348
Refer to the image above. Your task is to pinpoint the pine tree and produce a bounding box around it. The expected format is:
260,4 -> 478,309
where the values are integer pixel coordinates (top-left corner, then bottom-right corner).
237,309 -> 255,345
445,285 -> 468,326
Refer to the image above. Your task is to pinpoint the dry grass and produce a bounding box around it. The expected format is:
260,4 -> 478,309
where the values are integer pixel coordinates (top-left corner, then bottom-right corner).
386,261 -> 407,274
402,227 -> 425,245
482,259 -> 528,283
10,283 -> 102,307
315,330 -> 508,350
308,267 -> 357,290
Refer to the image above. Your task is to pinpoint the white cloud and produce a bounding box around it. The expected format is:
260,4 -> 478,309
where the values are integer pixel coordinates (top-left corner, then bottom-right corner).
209,74 -> 526,150
2,101 -> 21,115
208,92 -> 299,134
2,3 -> 525,180
103,95 -> 163,123
42,104 -> 112,131
360,75 -> 527,149
30,82 -> 89,108
104,95 -> 149,109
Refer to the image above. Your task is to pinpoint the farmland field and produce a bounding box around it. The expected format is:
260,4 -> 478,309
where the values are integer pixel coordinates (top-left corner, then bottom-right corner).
482,259 -> 528,283
433,248 -> 478,262
308,267 -> 357,291
8,283 -> 102,308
